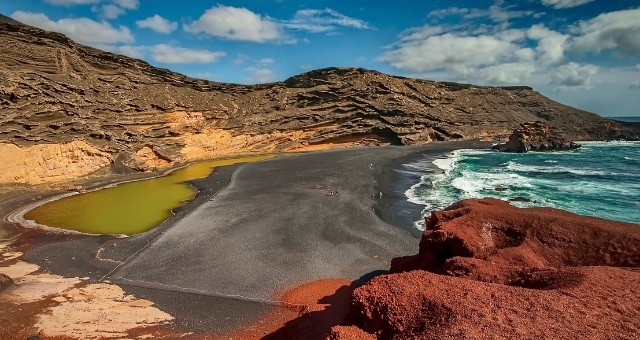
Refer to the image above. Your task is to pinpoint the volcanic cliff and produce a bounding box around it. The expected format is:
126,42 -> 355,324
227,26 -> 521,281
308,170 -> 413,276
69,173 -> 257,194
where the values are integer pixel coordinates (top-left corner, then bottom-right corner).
0,15 -> 636,184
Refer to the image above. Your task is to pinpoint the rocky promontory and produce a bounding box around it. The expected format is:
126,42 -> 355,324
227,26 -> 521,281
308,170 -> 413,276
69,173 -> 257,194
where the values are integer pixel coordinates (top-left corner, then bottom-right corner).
493,121 -> 581,152
334,199 -> 640,339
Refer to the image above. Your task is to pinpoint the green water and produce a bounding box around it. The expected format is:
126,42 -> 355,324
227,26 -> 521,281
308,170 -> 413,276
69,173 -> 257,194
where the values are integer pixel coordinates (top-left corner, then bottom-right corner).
25,155 -> 275,235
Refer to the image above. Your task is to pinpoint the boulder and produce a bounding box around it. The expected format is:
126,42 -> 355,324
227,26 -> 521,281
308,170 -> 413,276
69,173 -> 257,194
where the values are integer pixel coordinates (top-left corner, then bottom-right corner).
341,199 -> 640,339
0,273 -> 13,291
494,121 -> 581,152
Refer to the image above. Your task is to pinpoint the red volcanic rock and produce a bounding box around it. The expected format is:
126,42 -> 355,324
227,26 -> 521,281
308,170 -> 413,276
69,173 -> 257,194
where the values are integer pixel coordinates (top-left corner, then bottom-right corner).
391,198 -> 640,275
326,326 -> 375,340
350,267 -> 640,339
340,198 -> 640,339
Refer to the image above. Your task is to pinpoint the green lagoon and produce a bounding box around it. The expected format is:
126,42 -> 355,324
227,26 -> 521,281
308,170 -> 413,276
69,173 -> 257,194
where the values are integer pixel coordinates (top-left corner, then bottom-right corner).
25,155 -> 275,235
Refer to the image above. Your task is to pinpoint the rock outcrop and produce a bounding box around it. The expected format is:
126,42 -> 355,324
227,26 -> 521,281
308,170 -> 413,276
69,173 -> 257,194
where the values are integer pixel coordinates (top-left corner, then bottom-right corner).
0,273 -> 13,291
1,18 -> 638,183
493,121 -> 581,152
336,199 -> 640,339
0,141 -> 112,184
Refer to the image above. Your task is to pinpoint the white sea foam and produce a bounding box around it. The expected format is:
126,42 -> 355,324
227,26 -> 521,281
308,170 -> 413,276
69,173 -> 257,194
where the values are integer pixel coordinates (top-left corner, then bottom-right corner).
505,161 -> 610,176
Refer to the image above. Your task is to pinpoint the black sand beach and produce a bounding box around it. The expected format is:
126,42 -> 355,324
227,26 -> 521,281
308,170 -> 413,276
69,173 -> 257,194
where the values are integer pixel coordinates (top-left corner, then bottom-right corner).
3,140 -> 488,336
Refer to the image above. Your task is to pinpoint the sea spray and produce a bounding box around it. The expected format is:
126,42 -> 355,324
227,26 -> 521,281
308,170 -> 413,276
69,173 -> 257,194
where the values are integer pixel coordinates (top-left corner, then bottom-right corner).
405,142 -> 640,229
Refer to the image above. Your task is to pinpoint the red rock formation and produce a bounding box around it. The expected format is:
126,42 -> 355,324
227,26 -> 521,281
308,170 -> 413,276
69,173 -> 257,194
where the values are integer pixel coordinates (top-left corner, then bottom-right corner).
334,199 -> 640,339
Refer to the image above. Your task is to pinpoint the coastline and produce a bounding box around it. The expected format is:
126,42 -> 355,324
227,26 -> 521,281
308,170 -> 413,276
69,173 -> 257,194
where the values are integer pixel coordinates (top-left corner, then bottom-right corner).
1,141 -> 489,338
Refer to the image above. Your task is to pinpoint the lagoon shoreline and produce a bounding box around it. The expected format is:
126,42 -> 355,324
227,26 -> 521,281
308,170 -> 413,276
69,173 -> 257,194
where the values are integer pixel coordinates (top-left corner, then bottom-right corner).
1,140 -> 489,338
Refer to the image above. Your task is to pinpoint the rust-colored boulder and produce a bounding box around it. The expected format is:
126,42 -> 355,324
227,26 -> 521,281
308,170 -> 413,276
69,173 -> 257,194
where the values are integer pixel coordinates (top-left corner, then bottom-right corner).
391,198 -> 640,274
342,199 -> 640,339
326,326 -> 376,340
350,267 -> 640,339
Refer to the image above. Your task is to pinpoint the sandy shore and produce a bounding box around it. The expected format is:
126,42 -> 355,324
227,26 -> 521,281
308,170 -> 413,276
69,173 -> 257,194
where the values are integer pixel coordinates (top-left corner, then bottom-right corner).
0,141 -> 488,338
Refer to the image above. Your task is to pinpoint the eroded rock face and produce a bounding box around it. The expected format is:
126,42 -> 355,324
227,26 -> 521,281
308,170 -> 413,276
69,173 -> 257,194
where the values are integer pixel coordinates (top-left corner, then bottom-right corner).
342,199 -> 640,339
494,121 -> 581,152
391,198 -> 639,274
0,141 -> 112,184
1,19 -> 638,183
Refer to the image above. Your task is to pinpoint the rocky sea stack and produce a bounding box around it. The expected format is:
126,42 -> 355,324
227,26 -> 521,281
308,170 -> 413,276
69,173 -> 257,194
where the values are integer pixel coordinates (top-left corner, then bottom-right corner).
494,121 -> 581,153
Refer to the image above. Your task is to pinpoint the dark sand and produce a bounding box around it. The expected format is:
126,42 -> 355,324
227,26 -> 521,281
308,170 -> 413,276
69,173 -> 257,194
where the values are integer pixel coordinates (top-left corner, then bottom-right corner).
5,140 -> 488,336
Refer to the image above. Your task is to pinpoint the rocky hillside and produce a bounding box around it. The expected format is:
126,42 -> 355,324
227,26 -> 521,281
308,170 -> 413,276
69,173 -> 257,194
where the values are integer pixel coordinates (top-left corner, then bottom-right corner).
0,17 -> 636,184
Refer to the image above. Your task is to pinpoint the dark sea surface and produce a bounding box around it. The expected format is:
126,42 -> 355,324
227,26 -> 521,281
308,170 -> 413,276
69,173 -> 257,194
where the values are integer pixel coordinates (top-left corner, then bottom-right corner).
403,141 -> 640,229
609,116 -> 640,122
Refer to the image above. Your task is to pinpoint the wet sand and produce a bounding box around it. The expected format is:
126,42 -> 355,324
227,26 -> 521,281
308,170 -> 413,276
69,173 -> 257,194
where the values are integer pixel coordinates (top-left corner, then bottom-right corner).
1,141 -> 488,338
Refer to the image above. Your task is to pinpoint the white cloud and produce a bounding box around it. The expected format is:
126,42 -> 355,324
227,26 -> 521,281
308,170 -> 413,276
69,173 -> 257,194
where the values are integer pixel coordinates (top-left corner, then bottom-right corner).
541,0 -> 594,9
93,0 -> 139,20
113,0 -> 139,10
246,67 -> 276,83
184,5 -> 282,42
379,27 -> 521,74
527,24 -> 568,65
257,58 -> 275,65
629,81 -> 640,89
11,11 -> 133,45
150,44 -> 225,64
115,45 -> 146,59
284,8 -> 375,33
428,1 -> 537,26
234,53 -> 250,64
136,15 -> 177,34
550,62 -> 598,89
97,4 -> 125,19
43,0 -> 99,6
572,9 -> 640,56
477,62 -> 536,84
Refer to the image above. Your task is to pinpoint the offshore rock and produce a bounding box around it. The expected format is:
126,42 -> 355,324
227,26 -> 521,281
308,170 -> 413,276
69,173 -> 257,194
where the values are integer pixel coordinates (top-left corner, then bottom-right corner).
494,121 -> 581,152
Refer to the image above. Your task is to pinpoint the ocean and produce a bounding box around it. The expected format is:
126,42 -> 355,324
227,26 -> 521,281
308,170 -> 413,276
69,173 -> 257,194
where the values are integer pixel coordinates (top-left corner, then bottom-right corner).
404,141 -> 640,229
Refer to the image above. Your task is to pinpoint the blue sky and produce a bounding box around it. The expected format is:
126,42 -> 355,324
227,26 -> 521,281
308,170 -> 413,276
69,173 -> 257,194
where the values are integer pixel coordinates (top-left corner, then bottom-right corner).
1,0 -> 639,117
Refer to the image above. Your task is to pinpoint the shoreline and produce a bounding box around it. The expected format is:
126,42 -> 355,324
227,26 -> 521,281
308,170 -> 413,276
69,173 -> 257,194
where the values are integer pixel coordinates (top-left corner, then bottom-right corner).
1,141 -> 490,338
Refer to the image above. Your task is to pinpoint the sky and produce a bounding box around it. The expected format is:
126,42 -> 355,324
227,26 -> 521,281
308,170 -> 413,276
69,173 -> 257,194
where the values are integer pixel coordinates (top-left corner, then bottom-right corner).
1,0 -> 639,117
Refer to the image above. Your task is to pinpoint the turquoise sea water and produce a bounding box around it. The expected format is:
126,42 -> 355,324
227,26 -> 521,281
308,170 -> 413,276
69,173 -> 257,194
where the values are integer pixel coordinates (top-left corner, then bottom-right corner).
405,141 -> 640,229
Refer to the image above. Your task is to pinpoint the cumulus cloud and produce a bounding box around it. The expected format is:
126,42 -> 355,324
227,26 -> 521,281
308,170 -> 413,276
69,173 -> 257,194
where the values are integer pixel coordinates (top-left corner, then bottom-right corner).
136,15 -> 177,34
246,67 -> 277,83
93,0 -> 139,20
43,0 -> 99,5
379,26 -> 523,75
541,0 -> 594,9
572,9 -> 640,56
477,62 -> 536,84
550,62 -> 598,89
184,5 -> 282,42
527,24 -> 568,65
113,0 -> 139,10
115,45 -> 146,59
150,44 -> 225,64
11,11 -> 133,45
428,1 -> 538,26
284,8 -> 375,33
257,58 -> 275,65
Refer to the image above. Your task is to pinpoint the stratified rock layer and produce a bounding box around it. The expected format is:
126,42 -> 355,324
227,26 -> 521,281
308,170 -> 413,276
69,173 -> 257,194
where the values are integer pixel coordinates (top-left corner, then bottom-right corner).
1,19 -> 638,183
340,199 -> 640,339
494,121 -> 581,152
